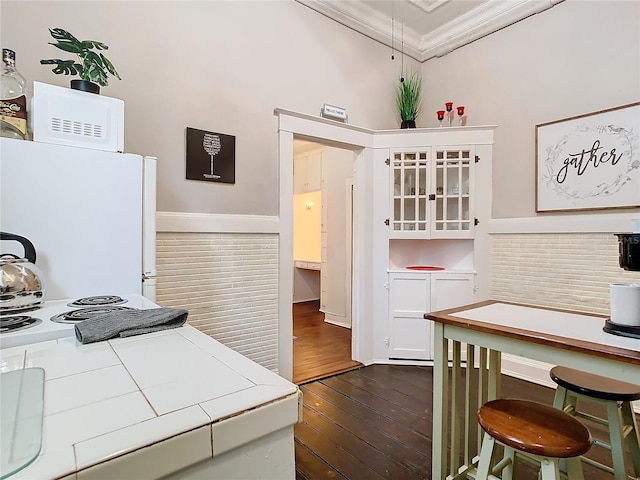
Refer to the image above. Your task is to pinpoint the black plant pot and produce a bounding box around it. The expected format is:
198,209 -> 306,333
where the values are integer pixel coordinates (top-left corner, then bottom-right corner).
401,120 -> 416,129
71,79 -> 100,94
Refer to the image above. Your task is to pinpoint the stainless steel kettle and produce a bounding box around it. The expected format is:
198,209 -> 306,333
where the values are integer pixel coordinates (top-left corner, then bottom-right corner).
0,232 -> 46,312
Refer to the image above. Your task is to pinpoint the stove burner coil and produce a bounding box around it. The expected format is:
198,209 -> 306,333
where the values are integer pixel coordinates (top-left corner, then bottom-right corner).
51,306 -> 134,324
0,315 -> 43,333
67,295 -> 127,307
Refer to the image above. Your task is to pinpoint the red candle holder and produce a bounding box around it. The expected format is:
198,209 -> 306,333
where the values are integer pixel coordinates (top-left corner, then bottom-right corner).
437,110 -> 445,127
457,106 -> 465,125
445,102 -> 453,126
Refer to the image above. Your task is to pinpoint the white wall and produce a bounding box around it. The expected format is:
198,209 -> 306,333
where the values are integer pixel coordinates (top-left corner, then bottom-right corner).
1,0 -> 420,216
421,0 -> 640,219
293,191 -> 321,262
292,190 -> 321,303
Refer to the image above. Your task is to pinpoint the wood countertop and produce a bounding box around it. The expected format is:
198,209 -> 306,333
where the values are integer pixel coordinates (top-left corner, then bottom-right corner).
425,300 -> 640,366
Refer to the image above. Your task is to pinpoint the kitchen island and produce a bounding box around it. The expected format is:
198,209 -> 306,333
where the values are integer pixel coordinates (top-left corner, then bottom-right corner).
425,300 -> 640,480
0,325 -> 300,480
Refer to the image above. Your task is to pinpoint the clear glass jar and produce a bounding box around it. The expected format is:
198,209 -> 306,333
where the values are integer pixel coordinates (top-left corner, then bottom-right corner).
0,48 -> 28,140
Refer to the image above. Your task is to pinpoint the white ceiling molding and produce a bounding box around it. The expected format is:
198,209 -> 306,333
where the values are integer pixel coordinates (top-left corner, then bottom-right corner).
422,0 -> 565,60
407,0 -> 453,15
295,0 -> 424,61
295,0 -> 565,62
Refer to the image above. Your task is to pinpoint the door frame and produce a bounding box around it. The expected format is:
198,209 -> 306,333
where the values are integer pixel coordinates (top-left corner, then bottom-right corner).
276,109 -> 378,380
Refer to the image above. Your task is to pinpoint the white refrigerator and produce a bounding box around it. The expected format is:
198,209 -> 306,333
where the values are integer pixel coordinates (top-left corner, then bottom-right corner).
0,138 -> 157,301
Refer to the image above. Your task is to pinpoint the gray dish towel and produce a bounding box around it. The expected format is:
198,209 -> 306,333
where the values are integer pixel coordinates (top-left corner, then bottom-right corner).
75,308 -> 189,344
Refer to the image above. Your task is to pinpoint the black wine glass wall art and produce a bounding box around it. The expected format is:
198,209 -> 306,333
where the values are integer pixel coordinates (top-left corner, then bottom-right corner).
186,127 -> 236,184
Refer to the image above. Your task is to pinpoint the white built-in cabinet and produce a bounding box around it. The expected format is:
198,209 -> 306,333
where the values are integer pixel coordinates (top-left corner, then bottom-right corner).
293,151 -> 322,194
384,131 -> 492,361
389,146 -> 475,238
388,271 -> 474,359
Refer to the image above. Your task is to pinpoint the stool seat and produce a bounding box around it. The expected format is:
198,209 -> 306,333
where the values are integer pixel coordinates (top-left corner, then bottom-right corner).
478,398 -> 592,459
550,366 -> 640,402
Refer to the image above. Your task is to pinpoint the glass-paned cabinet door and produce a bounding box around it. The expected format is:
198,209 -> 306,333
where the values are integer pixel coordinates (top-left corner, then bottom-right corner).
433,147 -> 474,237
391,148 -> 430,235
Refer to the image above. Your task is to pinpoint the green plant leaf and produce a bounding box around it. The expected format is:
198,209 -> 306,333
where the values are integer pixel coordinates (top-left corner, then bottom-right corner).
100,54 -> 121,79
84,51 -> 104,67
50,41 -> 83,54
81,40 -> 109,51
87,65 -> 108,86
40,59 -> 82,76
49,28 -> 80,44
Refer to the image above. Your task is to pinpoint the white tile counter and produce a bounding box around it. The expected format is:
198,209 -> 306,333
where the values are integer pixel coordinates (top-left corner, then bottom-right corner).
0,325 -> 301,480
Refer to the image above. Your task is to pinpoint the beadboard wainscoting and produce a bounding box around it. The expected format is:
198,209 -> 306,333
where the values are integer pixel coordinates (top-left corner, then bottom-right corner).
489,213 -> 640,390
156,213 -> 279,372
491,232 -> 640,315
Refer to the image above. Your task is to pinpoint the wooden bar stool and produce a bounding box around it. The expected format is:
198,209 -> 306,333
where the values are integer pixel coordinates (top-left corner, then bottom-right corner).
476,398 -> 592,480
550,366 -> 640,480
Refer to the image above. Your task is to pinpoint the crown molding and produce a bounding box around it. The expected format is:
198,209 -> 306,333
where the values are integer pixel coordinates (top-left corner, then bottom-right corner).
295,0 -> 423,61
421,0 -> 565,60
295,0 -> 565,63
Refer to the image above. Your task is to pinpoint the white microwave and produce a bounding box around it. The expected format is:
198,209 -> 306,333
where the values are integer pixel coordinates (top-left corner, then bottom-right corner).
31,81 -> 124,152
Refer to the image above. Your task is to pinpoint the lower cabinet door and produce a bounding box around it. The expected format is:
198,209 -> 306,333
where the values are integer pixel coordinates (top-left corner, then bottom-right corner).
389,273 -> 432,360
430,273 -> 475,311
389,315 -> 433,360
388,272 -> 476,361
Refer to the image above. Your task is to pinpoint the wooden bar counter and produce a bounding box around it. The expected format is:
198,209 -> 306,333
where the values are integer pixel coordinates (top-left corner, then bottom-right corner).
425,300 -> 640,480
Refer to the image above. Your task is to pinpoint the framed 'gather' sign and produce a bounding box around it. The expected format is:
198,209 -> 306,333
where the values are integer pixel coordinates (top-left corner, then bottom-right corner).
535,102 -> 640,212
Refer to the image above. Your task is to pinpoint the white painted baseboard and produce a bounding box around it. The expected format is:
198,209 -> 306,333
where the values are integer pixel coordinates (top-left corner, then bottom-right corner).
500,354 -> 555,388
293,296 -> 320,304
324,317 -> 351,329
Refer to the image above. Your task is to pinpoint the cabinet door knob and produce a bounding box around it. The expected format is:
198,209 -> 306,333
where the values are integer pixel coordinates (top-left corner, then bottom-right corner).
428,194 -> 436,201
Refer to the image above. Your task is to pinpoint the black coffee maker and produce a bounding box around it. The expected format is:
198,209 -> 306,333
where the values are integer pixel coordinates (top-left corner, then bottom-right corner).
604,233 -> 640,338
616,233 -> 640,271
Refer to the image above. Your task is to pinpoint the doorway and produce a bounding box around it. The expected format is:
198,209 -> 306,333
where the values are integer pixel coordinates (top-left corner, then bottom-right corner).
292,138 -> 361,384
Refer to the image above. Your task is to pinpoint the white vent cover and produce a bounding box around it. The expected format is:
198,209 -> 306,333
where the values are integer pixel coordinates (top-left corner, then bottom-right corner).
31,81 -> 124,152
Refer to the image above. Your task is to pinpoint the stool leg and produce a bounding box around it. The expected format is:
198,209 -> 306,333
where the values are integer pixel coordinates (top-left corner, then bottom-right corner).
620,401 -> 640,476
553,387 -> 577,477
606,401 -> 628,480
501,446 -> 516,480
564,457 -> 585,480
552,385 -> 569,410
476,432 -> 496,480
539,458 -> 561,480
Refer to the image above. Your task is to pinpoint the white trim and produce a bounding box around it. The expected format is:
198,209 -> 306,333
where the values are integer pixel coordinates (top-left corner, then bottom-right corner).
421,0 -> 564,60
156,211 -> 279,234
488,212 -> 640,234
294,0 -> 564,62
279,130 -> 295,381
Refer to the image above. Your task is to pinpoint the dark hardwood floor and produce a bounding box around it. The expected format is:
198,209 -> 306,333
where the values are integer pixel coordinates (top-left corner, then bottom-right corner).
293,300 -> 362,385
295,364 -> 635,480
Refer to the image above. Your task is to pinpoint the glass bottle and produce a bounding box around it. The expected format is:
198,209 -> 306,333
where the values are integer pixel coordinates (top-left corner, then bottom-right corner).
0,49 -> 28,140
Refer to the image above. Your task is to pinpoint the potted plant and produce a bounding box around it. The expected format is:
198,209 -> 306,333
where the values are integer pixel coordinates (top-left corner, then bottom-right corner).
40,28 -> 121,94
396,72 -> 422,129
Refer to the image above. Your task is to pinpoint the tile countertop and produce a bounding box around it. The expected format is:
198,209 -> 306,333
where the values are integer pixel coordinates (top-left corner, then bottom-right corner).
0,325 -> 300,480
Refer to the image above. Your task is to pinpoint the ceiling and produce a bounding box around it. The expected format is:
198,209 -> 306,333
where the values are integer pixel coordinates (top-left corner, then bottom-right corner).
295,0 -> 565,62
